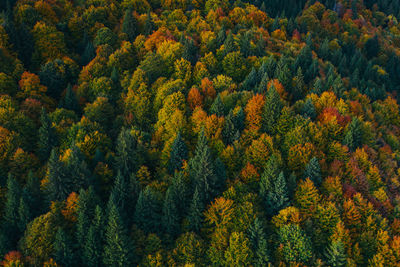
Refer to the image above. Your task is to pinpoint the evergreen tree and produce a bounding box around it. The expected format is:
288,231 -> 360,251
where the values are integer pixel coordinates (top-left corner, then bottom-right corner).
210,94 -> 224,116
304,157 -> 322,186
115,128 -> 141,177
47,149 -> 70,201
364,35 -> 380,58
103,203 -> 135,266
66,144 -> 92,191
301,98 -> 316,119
168,132 -> 188,174
224,32 -> 236,55
222,111 -> 238,145
265,171 -> 289,216
23,171 -> 43,217
242,67 -> 258,91
60,84 -> 79,112
81,41 -> 95,66
182,37 -> 197,65
2,174 -> 21,248
324,240 -> 347,267
234,107 -> 245,132
239,32 -> 251,57
254,34 -> 266,57
38,108 -> 58,161
262,85 -> 283,134
54,228 -> 76,267
134,186 -> 162,234
76,187 -> 100,248
83,206 -> 104,267
343,117 -> 363,151
145,10 -> 155,36
188,130 -> 218,204
122,9 -> 137,42
292,67 -> 304,101
162,186 -> 180,237
248,218 -> 270,266
187,188 -> 204,233
18,193 -> 32,233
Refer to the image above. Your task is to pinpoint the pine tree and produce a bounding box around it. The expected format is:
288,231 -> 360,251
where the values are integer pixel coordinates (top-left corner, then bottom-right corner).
168,132 -> 188,174
2,174 -> 21,248
187,188 -> 204,233
103,203 -> 134,266
38,108 -> 58,161
122,9 -> 137,42
188,130 -> 218,204
144,10 -> 155,36
83,206 -> 104,267
239,32 -> 251,57
234,107 -> 245,132
134,186 -> 162,234
248,218 -> 270,266
210,94 -> 224,116
162,186 -> 180,237
66,145 -> 92,191
81,41 -> 95,66
304,157 -> 322,186
182,37 -> 197,65
18,193 -> 32,233
265,171 -> 289,216
115,128 -> 141,177
76,187 -> 100,248
222,111 -> 238,145
324,240 -> 347,267
262,85 -> 283,134
301,98 -> 316,119
23,171 -> 43,217
343,117 -> 363,151
242,67 -> 258,91
260,155 -> 280,215
60,84 -> 79,112
224,32 -> 236,55
292,67 -> 304,101
54,228 -> 76,267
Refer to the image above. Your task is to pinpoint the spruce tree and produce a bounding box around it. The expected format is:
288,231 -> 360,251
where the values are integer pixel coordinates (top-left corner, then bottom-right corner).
2,174 -> 21,248
81,41 -> 95,66
23,171 -> 43,217
343,117 -> 363,151
324,240 -> 347,267
144,10 -> 155,36
122,9 -> 137,42
162,186 -> 180,237
224,32 -> 236,54
168,132 -> 188,174
210,94 -> 224,116
242,67 -> 258,91
134,186 -> 162,234
103,203 -> 134,266
265,172 -> 289,216
76,187 -> 100,248
304,157 -> 322,186
262,85 -> 283,134
54,228 -> 76,267
66,144 -> 91,191
187,188 -> 204,233
18,194 -> 32,233
222,111 -> 238,145
38,108 -> 58,161
248,218 -> 270,266
115,128 -> 141,177
83,206 -> 104,267
60,84 -> 79,112
301,98 -> 316,120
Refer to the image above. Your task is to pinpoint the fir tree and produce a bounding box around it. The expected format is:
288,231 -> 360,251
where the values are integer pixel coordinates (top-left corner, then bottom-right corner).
81,41 -> 95,66
144,10 -> 155,36
248,218 -> 270,266
304,157 -> 322,186
134,186 -> 162,234
23,171 -> 43,217
103,203 -> 135,266
54,228 -> 76,267
343,117 -> 363,151
222,111 -> 238,145
18,194 -> 32,233
162,186 -> 180,237
234,107 -> 245,132
242,67 -> 258,91
265,172 -> 289,216
262,85 -> 283,134
301,98 -> 316,119
122,9 -> 137,42
187,188 -> 204,233
115,128 -> 141,177
224,32 -> 236,55
76,187 -> 100,248
2,174 -> 21,248
168,132 -> 188,174
324,240 -> 347,267
47,149 -> 70,202
60,84 -> 79,112
83,206 -> 104,267
210,94 -> 224,116
38,108 -> 58,161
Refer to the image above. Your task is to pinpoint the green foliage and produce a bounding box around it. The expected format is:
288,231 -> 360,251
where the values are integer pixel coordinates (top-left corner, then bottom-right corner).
278,224 -> 313,264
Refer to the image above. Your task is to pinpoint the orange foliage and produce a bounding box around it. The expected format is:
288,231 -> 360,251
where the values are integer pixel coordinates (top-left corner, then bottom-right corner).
62,192 -> 79,222
240,162 -> 259,184
245,94 -> 265,132
200,77 -> 216,99
144,27 -> 175,51
187,87 -> 203,110
19,72 -> 47,97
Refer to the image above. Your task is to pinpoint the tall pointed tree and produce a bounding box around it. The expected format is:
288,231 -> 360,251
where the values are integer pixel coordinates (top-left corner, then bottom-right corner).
162,186 -> 180,237
187,188 -> 204,233
83,206 -> 104,267
304,157 -> 322,186
54,228 -> 76,267
324,240 -> 347,267
248,218 -> 270,266
168,132 -> 188,174
134,186 -> 162,234
38,108 -> 57,161
262,85 -> 283,134
115,128 -> 142,177
122,9 -> 137,42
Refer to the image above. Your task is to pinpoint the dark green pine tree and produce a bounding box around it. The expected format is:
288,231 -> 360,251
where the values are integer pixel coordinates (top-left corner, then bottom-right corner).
81,41 -> 96,66
234,107 -> 245,132
103,203 -> 134,266
122,9 -> 137,42
17,193 -> 32,233
60,84 -> 79,112
263,55 -> 277,78
23,171 -> 43,217
259,156 -> 279,213
210,95 -> 224,116
294,44 -> 312,74
292,67 -> 305,101
162,186 -> 180,237
168,132 -> 188,174
239,32 -> 251,58
216,26 -> 226,47
304,157 -> 322,186
265,171 -> 289,216
242,67 -> 258,91
115,128 -> 142,177
324,240 -> 347,267
248,218 -> 270,266
76,187 -> 100,249
364,35 -> 380,59
66,144 -> 92,191
187,187 -> 204,233
262,85 -> 283,135
254,34 -> 266,57
222,111 -> 238,145
182,37 -> 197,65
214,157 -> 227,194
188,130 -> 218,204
343,117 -> 363,151
223,32 -> 236,55
257,72 -> 269,94
54,228 -> 76,267
83,205 -> 104,267
2,174 -> 21,247
301,98 -> 316,120
134,186 -> 162,234
38,108 -> 58,161
171,172 -> 189,215
47,149 -> 70,201
144,10 -> 155,36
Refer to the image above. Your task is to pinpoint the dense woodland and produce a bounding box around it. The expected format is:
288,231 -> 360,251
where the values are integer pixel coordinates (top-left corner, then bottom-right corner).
1,0 -> 400,266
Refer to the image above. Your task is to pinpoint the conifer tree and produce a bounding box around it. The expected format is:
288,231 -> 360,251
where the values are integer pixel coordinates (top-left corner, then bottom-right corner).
47,149 -> 70,201
115,128 -> 141,177
81,41 -> 95,66
262,85 -> 283,135
301,98 -> 316,119
145,10 -> 155,36
122,9 -> 137,42
224,32 -> 236,55
2,174 -> 21,248
60,84 -> 79,112
248,218 -> 270,266
234,107 -> 245,132
168,132 -> 188,174
83,206 -> 104,267
76,187 -> 100,248
103,203 -> 135,266
188,188 -> 204,233
66,144 -> 91,191
324,240 -> 347,267
265,171 -> 289,216
18,194 -> 32,233
210,94 -> 224,116
222,111 -> 238,145
162,186 -> 180,237
23,171 -> 43,217
54,228 -> 76,267
38,108 -> 58,161
304,157 -> 322,186
343,117 -> 363,151
134,186 -> 162,234
242,67 -> 258,91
